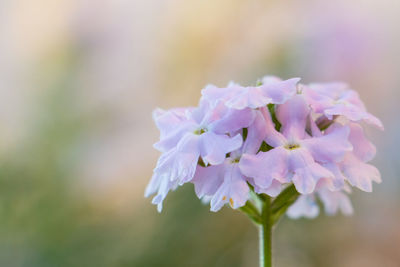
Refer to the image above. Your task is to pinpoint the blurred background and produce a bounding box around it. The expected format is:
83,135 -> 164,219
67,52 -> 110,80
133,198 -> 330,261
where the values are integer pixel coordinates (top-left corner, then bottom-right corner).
0,0 -> 399,266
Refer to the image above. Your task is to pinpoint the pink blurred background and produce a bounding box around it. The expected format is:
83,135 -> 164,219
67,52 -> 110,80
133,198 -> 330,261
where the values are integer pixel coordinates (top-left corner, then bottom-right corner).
0,0 -> 399,266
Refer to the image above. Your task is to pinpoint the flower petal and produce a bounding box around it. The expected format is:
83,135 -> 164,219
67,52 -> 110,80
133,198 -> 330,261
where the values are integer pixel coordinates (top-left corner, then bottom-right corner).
150,175 -> 179,212
241,110 -> 269,154
200,84 -> 236,106
318,189 -> 353,216
262,77 -> 300,104
210,164 -> 249,212
252,179 -> 283,197
289,148 -> 334,194
225,86 -> 272,110
276,95 -> 310,140
340,153 -> 381,192
260,107 -> 287,147
209,107 -> 256,134
319,162 -> 346,191
301,125 -> 352,163
364,113 -> 384,130
239,147 -> 288,189
191,165 -> 225,198
287,195 -> 319,219
348,123 -> 376,162
200,132 -> 243,165
155,133 -> 201,184
152,108 -> 197,152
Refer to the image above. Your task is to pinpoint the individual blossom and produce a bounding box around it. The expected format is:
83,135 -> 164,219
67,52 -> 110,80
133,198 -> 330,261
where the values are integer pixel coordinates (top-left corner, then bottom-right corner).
287,185 -> 353,219
146,98 -> 255,211
286,120 -> 381,219
191,110 -> 280,211
302,82 -> 383,129
201,77 -> 301,110
310,119 -> 381,193
329,122 -> 381,192
239,95 -> 353,194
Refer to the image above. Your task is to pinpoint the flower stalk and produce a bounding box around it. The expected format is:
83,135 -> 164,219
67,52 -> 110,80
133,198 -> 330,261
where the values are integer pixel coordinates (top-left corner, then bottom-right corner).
239,185 -> 300,267
259,195 -> 272,267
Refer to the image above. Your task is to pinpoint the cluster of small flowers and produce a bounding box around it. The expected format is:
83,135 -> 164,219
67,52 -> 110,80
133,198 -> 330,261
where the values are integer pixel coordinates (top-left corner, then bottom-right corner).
146,76 -> 383,219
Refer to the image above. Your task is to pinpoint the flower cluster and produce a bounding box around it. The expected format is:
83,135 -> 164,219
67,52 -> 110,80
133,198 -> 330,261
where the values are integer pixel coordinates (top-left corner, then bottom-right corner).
146,76 -> 382,218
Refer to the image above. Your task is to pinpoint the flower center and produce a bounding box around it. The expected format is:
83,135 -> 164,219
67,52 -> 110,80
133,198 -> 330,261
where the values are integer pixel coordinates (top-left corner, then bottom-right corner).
231,157 -> 240,163
194,127 -> 207,135
296,84 -> 304,94
333,99 -> 348,106
284,143 -> 300,150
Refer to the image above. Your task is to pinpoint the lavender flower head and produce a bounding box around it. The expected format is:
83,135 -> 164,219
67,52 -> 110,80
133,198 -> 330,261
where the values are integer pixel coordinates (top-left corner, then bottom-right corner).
146,76 -> 382,219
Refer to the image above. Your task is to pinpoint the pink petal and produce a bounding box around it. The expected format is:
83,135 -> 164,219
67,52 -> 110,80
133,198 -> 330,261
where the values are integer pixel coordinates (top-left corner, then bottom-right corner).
307,82 -> 349,99
348,123 -> 376,162
287,195 -> 319,219
150,176 -> 179,212
318,189 -> 353,216
252,179 -> 283,197
225,86 -> 272,110
153,122 -> 197,152
364,113 -> 384,130
319,162 -> 346,191
146,149 -> 186,212
340,153 -> 381,192
200,132 -> 243,165
324,103 -> 365,121
309,116 -> 323,137
200,84 -> 236,106
153,108 -> 197,152
260,107 -> 287,147
210,164 -> 249,212
223,78 -> 300,109
276,95 -> 310,140
191,165 -> 225,198
239,147 -> 289,189
168,133 -> 201,184
262,77 -> 300,104
209,107 -> 256,134
301,125 -> 352,163
261,76 -> 282,84
289,148 -> 334,194
241,110 -> 269,154
302,85 -> 334,114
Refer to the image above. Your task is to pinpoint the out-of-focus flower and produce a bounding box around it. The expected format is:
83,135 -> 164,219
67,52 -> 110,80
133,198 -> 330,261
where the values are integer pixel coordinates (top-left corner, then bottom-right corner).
287,186 -> 353,219
303,82 -> 383,129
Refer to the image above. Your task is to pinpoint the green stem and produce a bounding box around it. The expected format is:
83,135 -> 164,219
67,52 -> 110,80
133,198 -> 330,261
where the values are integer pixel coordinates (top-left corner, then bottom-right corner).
239,201 -> 262,225
238,185 -> 300,266
259,195 -> 272,267
271,184 -> 299,224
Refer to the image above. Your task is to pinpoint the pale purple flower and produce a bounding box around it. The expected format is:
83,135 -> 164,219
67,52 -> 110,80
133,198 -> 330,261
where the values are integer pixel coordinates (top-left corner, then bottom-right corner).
240,95 -> 352,194
302,82 -> 383,129
287,185 -> 353,219
191,110 -> 270,211
201,77 -> 301,110
311,121 -> 381,192
331,123 -> 381,192
286,194 -> 319,219
146,75 -> 383,216
146,99 -> 255,211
